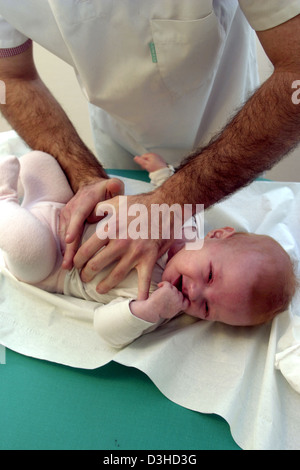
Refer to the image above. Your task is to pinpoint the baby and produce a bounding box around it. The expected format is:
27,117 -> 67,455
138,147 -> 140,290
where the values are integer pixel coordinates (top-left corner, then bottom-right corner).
134,153 -> 297,325
0,152 -> 296,348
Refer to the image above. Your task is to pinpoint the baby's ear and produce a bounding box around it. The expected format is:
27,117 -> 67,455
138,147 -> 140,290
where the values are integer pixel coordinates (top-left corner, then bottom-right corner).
205,227 -> 235,240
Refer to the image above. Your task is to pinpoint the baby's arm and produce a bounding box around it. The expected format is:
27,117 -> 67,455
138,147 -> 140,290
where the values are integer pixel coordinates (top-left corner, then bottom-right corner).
94,282 -> 189,349
94,297 -> 161,349
134,153 -> 174,187
134,153 -> 167,172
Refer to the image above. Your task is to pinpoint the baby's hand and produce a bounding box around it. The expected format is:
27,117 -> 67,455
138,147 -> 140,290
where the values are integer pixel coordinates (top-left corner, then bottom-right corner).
152,281 -> 190,319
130,281 -> 190,323
134,153 -> 167,173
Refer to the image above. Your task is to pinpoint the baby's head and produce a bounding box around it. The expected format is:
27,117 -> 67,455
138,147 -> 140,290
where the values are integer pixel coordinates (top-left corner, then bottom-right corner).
162,227 -> 297,326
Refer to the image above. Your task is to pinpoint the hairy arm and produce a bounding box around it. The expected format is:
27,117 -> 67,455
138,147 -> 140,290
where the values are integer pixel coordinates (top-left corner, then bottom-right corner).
158,15 -> 300,208
0,43 -> 124,269
0,43 -> 108,191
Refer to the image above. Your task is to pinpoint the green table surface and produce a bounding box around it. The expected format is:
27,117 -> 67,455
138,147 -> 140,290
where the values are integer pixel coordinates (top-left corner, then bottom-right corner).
0,169 -> 241,451
107,169 -> 150,182
0,349 -> 240,450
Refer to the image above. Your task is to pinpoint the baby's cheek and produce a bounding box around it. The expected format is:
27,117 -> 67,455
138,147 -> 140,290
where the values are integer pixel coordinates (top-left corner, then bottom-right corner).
184,303 -> 203,319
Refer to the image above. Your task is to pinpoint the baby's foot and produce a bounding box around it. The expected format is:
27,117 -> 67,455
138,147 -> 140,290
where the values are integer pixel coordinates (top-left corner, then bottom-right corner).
0,155 -> 20,201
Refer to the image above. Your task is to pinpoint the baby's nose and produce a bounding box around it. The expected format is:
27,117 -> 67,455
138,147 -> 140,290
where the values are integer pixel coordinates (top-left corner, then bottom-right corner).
187,281 -> 203,302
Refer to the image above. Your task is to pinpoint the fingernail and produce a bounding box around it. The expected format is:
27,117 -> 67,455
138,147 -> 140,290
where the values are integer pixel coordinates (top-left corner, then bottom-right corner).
81,273 -> 89,283
96,284 -> 106,294
62,260 -> 70,270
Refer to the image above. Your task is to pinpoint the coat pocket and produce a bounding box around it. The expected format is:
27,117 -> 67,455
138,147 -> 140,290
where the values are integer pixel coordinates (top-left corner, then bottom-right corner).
150,12 -> 224,95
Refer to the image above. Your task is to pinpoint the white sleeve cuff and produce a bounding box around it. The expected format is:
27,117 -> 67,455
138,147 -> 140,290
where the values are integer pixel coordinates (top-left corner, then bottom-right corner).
238,0 -> 300,31
94,298 -> 159,348
0,16 -> 30,51
149,165 -> 175,187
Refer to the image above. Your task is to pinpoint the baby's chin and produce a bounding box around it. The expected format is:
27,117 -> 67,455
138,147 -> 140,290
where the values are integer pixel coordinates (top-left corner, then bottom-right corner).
182,304 -> 202,319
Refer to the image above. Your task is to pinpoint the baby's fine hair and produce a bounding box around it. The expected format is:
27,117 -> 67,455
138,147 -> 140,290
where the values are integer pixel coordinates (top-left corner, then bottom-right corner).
227,232 -> 298,324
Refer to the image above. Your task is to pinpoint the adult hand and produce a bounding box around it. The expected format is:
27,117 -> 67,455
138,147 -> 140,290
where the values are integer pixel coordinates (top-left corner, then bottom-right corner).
60,177 -> 124,270
73,192 -> 177,300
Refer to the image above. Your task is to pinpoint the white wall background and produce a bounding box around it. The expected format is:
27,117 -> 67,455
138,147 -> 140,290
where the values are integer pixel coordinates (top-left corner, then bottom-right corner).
0,38 -> 299,181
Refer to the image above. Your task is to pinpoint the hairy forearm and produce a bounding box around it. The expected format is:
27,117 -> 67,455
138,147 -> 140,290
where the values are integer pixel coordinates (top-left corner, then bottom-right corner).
0,76 -> 108,191
158,70 -> 300,209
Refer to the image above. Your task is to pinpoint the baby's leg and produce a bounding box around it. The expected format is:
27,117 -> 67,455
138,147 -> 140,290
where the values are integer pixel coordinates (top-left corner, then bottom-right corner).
19,151 -> 74,207
0,155 -> 58,283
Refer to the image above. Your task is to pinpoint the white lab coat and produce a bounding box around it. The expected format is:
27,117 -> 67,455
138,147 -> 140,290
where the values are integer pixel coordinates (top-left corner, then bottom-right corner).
0,0 -> 299,168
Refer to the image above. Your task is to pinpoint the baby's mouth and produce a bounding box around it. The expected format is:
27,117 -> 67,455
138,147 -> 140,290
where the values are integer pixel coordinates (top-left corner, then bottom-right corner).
175,275 -> 189,300
174,275 -> 183,292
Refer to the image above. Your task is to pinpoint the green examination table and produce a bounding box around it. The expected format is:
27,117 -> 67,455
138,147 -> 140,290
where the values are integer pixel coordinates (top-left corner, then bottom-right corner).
0,170 -> 240,451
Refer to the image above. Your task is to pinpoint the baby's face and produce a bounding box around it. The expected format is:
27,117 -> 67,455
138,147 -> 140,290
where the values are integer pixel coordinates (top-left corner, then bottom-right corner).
162,227 -> 270,326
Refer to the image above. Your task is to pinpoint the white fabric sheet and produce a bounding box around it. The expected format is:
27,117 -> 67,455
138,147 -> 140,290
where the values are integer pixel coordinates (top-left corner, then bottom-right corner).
1,131 -> 300,450
0,344 -> 5,364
